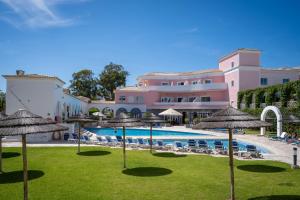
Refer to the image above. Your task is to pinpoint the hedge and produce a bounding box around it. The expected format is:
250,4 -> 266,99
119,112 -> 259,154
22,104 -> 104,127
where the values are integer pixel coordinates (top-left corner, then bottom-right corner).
238,80 -> 300,109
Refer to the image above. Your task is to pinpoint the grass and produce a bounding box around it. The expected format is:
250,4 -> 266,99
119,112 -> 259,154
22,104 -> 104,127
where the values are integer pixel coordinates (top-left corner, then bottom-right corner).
1,146 -> 300,200
244,129 -> 276,136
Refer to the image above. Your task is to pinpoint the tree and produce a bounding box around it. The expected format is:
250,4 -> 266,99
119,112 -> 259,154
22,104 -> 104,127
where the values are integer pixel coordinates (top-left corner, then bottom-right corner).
69,69 -> 99,100
99,63 -> 129,100
0,90 -> 5,112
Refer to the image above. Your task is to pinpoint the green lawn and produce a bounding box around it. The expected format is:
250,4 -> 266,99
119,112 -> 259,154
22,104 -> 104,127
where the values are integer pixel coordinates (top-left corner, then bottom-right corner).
1,146 -> 300,200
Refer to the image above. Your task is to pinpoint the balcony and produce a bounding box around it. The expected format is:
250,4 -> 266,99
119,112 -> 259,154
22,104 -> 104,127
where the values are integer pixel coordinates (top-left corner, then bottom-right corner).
148,101 -> 229,110
140,83 -> 227,92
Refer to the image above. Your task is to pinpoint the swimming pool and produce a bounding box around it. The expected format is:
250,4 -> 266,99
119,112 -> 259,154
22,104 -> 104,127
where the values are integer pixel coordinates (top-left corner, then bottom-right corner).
86,128 -> 270,153
86,128 -> 208,137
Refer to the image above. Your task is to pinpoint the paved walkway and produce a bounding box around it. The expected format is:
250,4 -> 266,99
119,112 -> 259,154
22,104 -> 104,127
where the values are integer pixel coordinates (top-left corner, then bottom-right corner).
2,126 -> 300,166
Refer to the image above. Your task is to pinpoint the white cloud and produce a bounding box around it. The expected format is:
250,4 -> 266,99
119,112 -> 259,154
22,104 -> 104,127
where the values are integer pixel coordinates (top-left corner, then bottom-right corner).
0,0 -> 87,28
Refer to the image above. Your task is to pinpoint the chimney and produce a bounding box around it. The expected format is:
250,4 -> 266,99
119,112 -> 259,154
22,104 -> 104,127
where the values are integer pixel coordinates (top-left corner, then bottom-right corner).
16,70 -> 25,76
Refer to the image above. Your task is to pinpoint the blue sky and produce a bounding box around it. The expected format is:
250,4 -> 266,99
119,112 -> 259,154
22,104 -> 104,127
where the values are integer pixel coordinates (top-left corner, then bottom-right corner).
0,0 -> 300,91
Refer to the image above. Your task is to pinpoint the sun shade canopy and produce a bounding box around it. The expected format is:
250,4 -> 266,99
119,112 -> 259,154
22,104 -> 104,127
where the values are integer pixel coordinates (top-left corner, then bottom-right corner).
0,110 -> 68,136
193,106 -> 272,129
101,112 -> 143,128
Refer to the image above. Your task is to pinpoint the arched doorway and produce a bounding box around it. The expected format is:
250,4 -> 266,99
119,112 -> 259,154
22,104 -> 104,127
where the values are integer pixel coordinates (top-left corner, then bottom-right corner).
116,108 -> 127,117
131,108 -> 142,118
260,106 -> 282,137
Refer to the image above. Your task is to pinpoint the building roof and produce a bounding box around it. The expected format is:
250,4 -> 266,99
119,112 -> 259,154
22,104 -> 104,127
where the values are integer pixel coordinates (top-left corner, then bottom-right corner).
219,48 -> 261,62
2,74 -> 66,84
138,69 -> 222,79
261,66 -> 300,72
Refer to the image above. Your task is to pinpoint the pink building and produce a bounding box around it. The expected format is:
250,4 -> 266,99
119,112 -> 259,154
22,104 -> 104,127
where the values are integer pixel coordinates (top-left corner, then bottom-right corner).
115,48 -> 300,122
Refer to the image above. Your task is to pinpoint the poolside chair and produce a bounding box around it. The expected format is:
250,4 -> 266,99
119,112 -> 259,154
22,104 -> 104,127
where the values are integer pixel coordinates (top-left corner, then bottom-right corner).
96,136 -> 108,145
126,137 -> 138,148
232,140 -> 239,153
116,135 -> 123,143
246,145 -> 262,158
173,141 -> 187,152
105,136 -> 117,146
214,140 -> 227,155
187,139 -> 197,152
270,132 -> 287,141
63,133 -> 70,141
137,138 -> 148,148
196,140 -> 211,154
83,135 -> 93,144
154,140 -> 165,150
68,133 -> 78,143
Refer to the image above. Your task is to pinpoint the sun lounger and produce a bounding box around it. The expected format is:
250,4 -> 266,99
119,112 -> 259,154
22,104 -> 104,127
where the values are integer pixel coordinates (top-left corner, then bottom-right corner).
173,141 -> 187,152
196,140 -> 211,154
187,139 -> 197,152
96,136 -> 108,145
63,133 -> 70,141
105,136 -> 117,146
154,140 -> 165,150
83,135 -> 93,144
232,141 -> 239,153
214,140 -> 227,155
270,132 -> 287,141
116,135 -> 123,143
137,138 -> 149,148
68,133 -> 78,143
246,145 -> 262,158
126,137 -> 138,148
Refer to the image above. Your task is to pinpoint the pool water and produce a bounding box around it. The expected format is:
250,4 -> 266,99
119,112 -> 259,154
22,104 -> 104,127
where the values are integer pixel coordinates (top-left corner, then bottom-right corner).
86,128 -> 208,137
86,128 -> 269,153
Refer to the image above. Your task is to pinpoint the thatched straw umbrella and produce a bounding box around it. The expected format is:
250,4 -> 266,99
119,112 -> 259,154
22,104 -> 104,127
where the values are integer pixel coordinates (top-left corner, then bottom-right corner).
0,109 -> 68,200
101,112 -> 143,168
193,106 -> 271,200
0,112 -> 7,174
65,116 -> 97,153
142,113 -> 165,153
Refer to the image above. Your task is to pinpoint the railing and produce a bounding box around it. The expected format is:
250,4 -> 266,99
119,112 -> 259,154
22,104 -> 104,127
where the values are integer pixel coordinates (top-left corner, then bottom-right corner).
149,101 -> 229,109
138,83 -> 227,92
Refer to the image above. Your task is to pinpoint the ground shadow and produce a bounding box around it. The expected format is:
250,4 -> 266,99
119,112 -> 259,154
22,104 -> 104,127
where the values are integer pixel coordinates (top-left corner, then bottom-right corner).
237,165 -> 286,173
77,150 -> 111,156
152,152 -> 187,158
278,182 -> 295,187
2,152 -> 21,158
122,167 -> 172,177
0,170 -> 44,184
248,195 -> 300,200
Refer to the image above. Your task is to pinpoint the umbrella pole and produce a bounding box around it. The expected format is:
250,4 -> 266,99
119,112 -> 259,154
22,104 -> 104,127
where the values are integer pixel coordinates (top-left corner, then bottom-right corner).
150,124 -> 153,154
22,135 -> 28,200
0,136 -> 2,174
122,126 -> 126,169
78,123 -> 81,154
228,128 -> 235,200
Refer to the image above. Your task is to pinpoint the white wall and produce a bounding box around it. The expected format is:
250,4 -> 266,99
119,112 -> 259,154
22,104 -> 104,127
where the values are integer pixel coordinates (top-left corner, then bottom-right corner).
6,79 -> 57,118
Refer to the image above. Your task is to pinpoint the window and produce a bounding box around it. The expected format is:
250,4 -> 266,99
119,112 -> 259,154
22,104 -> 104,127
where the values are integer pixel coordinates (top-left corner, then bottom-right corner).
204,79 -> 212,84
231,62 -> 235,68
282,78 -> 290,84
201,97 -> 211,102
231,80 -> 234,87
177,82 -> 184,86
192,81 -> 198,85
188,97 -> 196,102
161,97 -> 171,102
119,96 -> 126,103
127,96 -> 134,103
260,78 -> 268,86
161,82 -> 169,86
176,97 -> 183,102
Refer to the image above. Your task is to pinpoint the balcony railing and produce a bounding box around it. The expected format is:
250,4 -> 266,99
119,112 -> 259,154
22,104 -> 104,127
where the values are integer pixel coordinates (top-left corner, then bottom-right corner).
139,83 -> 227,92
149,101 -> 229,109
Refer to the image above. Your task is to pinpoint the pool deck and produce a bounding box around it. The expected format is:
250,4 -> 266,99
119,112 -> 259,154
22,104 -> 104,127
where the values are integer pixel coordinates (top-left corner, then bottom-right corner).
2,126 -> 300,166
